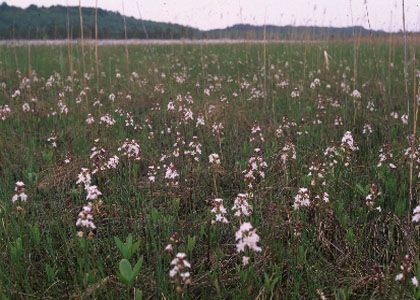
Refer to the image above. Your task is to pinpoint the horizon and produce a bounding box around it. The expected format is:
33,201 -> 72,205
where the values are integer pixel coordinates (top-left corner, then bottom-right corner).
4,0 -> 420,33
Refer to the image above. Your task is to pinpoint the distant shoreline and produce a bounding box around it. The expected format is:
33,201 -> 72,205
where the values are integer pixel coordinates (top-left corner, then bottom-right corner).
0,39 -> 330,46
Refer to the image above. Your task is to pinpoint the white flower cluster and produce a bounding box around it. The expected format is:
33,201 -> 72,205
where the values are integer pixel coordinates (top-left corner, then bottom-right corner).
351,89 -> 361,98
243,148 -> 268,189
235,222 -> 262,265
47,132 -> 58,148
412,205 -> 420,224
394,255 -> 418,288
211,122 -> 224,137
118,139 -> 141,161
232,193 -> 252,218
362,123 -> 373,135
208,153 -> 221,165
211,198 -> 229,224
310,78 -> 321,89
365,183 -> 381,208
293,187 -> 310,210
76,202 -> 96,231
196,113 -> 205,127
165,163 -> 179,187
169,252 -> 191,284
75,168 -> 101,237
99,113 -> 116,127
184,136 -> 202,162
377,144 -> 396,169
0,105 -> 12,121
280,140 -> 297,165
86,113 -> 95,124
147,165 -> 158,183
250,124 -> 264,143
11,181 -> 28,203
341,131 -> 359,152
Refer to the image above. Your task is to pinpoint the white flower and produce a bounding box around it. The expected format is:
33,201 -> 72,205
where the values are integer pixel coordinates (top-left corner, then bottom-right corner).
86,114 -> 95,124
209,153 -> 221,165
118,139 -> 141,161
22,102 -> 30,112
235,222 -> 262,253
395,273 -> 404,281
76,168 -> 92,188
401,114 -> 408,125
290,88 -> 299,98
12,181 -> 28,203
12,90 -> 20,98
99,113 -> 116,126
0,105 -> 12,121
232,193 -> 252,217
106,155 -> 119,169
76,202 -> 96,230
390,111 -> 399,119
169,252 -> 191,283
86,185 -> 102,200
412,276 -> 419,287
351,89 -> 361,98
165,163 -> 179,180
293,188 -> 310,210
196,114 -> 205,127
362,123 -> 373,135
211,198 -> 229,224
341,131 -> 359,151
412,205 -> 420,223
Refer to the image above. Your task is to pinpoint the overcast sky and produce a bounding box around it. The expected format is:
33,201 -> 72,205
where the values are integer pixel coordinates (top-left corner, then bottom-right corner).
6,0 -> 420,32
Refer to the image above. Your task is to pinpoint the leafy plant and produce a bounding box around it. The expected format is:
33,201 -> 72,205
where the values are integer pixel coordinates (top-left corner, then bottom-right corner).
114,234 -> 141,260
117,258 -> 143,287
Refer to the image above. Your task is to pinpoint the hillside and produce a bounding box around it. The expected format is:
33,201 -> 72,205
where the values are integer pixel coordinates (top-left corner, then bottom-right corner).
0,2 -> 386,40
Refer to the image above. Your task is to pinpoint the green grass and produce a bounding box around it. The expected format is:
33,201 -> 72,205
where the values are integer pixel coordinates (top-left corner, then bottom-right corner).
0,41 -> 419,299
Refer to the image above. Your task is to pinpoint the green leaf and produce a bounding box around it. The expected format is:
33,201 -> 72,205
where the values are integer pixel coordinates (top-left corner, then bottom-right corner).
119,259 -> 133,284
132,256 -> 143,278
114,237 -> 123,255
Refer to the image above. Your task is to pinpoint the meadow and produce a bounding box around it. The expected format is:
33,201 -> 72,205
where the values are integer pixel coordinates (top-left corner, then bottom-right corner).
0,40 -> 419,299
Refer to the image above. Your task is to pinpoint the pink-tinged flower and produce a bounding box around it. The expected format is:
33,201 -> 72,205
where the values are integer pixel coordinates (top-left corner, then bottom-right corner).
76,202 -> 96,230
232,193 -> 252,218
235,222 -> 262,253
390,111 -> 399,119
196,114 -> 205,127
211,198 -> 229,224
208,153 -> 221,165
412,276 -> 419,287
118,139 -> 141,161
351,89 -> 361,98
341,131 -> 358,151
12,181 -> 28,203
293,188 -> 310,210
165,163 -> 179,180
0,105 -> 12,121
76,168 -> 92,188
412,205 -> 420,223
86,185 -> 102,200
99,113 -> 116,127
169,252 -> 191,284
